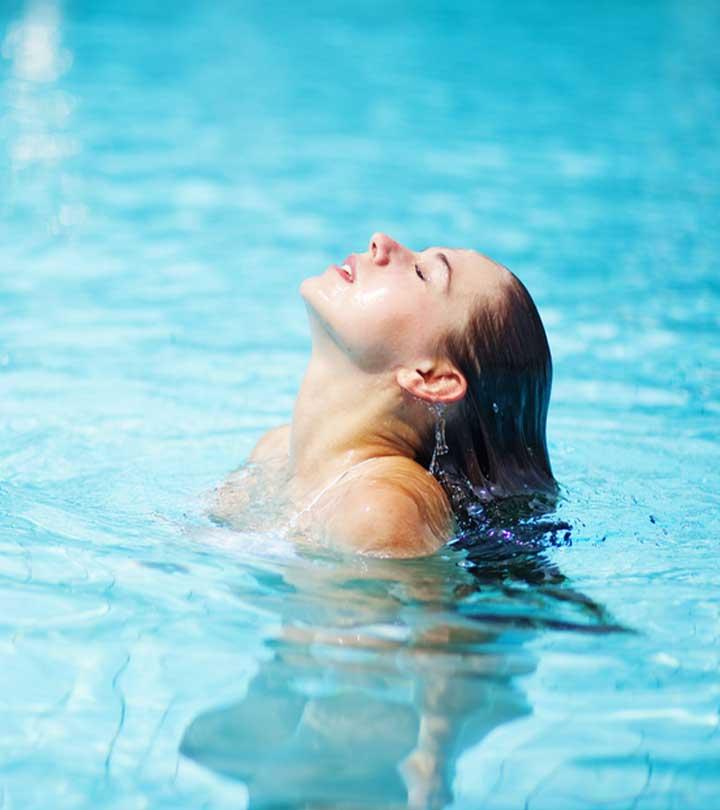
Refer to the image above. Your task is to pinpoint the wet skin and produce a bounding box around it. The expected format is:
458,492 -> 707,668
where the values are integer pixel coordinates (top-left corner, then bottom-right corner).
213,233 -> 512,558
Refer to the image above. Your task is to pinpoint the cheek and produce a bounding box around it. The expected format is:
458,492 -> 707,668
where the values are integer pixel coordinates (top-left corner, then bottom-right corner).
302,273 -> 442,366
354,284 -> 417,332
349,287 -> 442,364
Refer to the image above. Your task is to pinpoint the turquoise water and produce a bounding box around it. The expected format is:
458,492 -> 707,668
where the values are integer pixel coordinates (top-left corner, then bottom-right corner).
2,0 -> 719,807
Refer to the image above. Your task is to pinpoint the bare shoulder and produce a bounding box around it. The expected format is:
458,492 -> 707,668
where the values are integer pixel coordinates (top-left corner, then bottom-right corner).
318,457 -> 454,559
249,423 -> 291,464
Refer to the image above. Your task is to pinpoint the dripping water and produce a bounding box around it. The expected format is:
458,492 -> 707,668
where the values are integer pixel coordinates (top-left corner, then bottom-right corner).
429,404 -> 449,477
426,405 -> 570,548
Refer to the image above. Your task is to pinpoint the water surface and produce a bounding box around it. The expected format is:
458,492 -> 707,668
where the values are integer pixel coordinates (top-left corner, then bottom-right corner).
1,0 -> 719,807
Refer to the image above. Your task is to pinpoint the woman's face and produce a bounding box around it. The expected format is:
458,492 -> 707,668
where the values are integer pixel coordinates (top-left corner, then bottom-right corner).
301,232 -> 509,372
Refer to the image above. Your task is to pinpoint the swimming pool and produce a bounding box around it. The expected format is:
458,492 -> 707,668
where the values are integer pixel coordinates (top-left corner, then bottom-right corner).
1,0 -> 719,807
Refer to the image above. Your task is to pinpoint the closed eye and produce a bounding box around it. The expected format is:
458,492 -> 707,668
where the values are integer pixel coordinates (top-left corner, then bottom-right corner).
415,264 -> 426,281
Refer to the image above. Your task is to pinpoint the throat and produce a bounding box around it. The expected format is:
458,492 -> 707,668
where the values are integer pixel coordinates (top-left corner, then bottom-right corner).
287,354 -> 422,497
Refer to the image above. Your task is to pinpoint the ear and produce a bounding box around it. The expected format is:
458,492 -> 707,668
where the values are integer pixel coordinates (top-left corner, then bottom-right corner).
395,359 -> 467,404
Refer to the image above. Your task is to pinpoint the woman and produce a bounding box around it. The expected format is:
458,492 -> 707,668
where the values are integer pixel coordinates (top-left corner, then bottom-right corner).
211,232 -> 556,558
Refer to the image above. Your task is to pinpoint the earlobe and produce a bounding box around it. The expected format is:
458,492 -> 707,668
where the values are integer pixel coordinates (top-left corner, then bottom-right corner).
395,363 -> 467,404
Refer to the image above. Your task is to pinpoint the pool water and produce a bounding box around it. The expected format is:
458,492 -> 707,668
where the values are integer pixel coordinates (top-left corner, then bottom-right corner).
1,0 -> 719,807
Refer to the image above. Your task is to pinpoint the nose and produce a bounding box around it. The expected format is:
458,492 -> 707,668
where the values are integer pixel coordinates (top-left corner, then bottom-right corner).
369,232 -> 403,266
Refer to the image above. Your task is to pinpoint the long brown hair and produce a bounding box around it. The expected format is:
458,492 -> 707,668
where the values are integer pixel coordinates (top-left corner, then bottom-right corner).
427,270 -> 557,525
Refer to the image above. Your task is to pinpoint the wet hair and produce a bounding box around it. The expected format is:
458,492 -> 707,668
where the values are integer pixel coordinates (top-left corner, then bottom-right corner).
425,268 -> 558,529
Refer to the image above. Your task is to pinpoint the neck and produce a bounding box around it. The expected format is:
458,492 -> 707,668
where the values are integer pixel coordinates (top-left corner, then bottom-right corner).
289,343 -> 423,492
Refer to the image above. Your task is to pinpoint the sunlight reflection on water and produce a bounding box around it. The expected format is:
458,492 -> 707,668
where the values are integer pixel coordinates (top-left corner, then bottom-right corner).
0,0 -> 719,807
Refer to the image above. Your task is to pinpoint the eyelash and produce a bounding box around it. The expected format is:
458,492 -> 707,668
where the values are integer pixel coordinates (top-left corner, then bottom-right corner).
414,264 -> 426,281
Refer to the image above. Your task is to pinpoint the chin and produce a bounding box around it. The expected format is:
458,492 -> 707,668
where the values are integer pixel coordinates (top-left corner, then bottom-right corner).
300,275 -> 333,328
299,275 -> 315,301
300,269 -> 347,312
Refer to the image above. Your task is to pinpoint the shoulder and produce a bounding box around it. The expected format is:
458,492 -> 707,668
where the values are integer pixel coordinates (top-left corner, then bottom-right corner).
249,423 -> 291,464
317,457 -> 454,559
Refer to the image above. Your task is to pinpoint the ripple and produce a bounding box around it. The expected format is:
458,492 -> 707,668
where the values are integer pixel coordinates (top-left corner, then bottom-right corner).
1,0 -> 719,806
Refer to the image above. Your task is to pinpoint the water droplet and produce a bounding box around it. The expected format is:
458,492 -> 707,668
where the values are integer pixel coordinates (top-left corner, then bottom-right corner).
429,405 -> 448,476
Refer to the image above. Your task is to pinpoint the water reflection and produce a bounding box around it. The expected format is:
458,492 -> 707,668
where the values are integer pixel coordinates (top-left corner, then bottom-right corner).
181,545 -> 621,808
2,0 -> 72,83
1,0 -> 81,230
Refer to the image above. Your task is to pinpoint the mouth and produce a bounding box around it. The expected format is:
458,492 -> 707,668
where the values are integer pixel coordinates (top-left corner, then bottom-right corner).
333,254 -> 355,283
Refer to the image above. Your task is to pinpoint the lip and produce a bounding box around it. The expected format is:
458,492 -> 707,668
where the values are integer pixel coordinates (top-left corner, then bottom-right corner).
333,253 -> 356,283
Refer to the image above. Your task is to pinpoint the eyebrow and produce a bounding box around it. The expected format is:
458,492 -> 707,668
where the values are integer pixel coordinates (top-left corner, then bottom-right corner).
419,247 -> 453,293
436,252 -> 453,293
